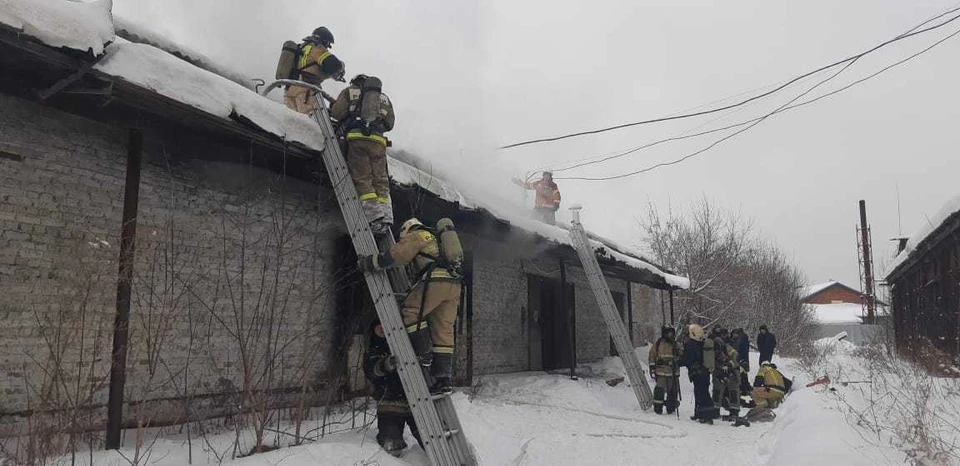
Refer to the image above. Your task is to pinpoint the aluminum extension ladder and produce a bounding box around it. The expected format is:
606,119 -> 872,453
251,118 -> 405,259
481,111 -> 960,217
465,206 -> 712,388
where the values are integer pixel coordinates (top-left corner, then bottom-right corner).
567,206 -> 654,410
262,80 -> 476,466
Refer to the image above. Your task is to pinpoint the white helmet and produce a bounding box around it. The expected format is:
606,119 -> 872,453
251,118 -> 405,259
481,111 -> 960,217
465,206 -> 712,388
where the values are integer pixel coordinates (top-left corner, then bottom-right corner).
399,218 -> 423,238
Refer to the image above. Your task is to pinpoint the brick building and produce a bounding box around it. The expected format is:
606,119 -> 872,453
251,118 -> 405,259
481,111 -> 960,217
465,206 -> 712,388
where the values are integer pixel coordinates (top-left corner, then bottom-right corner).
886,194 -> 960,360
801,280 -> 864,305
0,11 -> 686,436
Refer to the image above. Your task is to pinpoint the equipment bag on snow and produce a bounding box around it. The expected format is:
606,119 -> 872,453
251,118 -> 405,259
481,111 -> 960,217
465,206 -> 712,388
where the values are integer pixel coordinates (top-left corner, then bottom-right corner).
703,338 -> 716,373
276,40 -> 301,80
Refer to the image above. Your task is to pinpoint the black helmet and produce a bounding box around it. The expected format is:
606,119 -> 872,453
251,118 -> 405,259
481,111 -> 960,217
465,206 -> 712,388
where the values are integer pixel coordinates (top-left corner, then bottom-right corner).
311,27 -> 335,47
661,326 -> 676,340
350,74 -> 369,86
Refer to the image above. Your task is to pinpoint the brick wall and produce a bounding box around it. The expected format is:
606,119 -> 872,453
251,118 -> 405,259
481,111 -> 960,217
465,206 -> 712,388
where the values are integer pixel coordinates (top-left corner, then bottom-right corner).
0,93 -> 345,434
467,233 -> 633,376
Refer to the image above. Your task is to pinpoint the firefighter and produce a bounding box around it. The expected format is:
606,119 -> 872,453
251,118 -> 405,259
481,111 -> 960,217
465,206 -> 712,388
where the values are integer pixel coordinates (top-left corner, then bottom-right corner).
751,361 -> 787,409
283,27 -> 345,115
678,324 -> 718,424
357,218 -> 461,394
512,171 -> 561,225
714,328 -> 742,421
331,74 -> 396,232
648,326 -> 680,415
757,324 -> 777,364
732,328 -> 753,395
364,320 -> 423,457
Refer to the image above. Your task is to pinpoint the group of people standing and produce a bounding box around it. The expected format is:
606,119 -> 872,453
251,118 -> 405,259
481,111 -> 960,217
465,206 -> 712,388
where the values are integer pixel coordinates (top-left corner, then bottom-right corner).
648,323 -> 788,425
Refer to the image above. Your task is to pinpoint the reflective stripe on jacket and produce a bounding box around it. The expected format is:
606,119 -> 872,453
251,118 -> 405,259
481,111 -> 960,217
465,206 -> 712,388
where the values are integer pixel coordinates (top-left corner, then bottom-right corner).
754,365 -> 786,394
330,86 -> 396,147
648,338 -> 678,376
376,229 -> 456,281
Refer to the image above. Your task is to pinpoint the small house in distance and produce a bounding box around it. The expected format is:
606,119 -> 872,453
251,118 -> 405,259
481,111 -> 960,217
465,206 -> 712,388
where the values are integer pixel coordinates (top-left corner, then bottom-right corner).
802,280 -> 884,344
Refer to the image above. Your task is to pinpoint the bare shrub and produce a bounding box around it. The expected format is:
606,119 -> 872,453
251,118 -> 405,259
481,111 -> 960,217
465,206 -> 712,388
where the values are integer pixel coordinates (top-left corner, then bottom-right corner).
639,197 -> 815,349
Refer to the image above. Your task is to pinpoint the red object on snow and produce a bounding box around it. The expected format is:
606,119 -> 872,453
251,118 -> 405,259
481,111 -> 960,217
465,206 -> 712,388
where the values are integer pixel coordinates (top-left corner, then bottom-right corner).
806,375 -> 830,387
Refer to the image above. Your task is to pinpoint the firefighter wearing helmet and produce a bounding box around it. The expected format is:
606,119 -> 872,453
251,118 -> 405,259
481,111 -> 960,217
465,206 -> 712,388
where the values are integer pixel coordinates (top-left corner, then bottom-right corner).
678,323 -> 720,423
283,26 -> 346,114
357,218 -> 464,394
512,171 -> 561,225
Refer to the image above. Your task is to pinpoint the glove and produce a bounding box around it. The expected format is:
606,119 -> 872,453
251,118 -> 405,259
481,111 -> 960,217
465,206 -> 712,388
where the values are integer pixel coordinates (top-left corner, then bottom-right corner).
382,355 -> 398,373
357,255 -> 378,273
649,368 -> 657,381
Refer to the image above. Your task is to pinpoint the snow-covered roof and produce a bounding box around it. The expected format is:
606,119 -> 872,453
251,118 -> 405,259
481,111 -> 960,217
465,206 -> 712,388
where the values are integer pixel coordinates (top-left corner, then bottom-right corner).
808,303 -> 865,324
802,281 -> 839,299
0,0 -> 114,56
0,0 -> 688,290
94,42 -> 325,151
113,16 -> 254,90
888,192 -> 960,277
388,156 -> 690,289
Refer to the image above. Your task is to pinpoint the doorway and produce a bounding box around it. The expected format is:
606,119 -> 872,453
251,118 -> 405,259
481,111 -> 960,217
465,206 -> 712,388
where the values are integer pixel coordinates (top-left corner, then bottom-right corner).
527,275 -> 575,371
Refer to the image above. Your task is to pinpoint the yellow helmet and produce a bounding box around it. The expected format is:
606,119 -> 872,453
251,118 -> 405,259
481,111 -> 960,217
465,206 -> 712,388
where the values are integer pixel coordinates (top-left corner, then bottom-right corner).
399,218 -> 423,238
688,324 -> 705,342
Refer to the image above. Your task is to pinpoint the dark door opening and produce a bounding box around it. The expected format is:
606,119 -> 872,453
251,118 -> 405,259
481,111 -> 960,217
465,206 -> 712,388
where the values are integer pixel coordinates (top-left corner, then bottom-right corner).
528,275 -> 575,371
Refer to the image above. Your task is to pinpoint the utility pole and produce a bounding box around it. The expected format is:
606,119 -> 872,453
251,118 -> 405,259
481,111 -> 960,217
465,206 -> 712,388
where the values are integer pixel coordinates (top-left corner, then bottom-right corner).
856,200 -> 877,324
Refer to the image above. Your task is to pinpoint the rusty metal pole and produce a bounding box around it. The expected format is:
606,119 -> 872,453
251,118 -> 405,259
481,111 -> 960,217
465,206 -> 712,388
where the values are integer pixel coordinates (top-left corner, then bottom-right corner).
859,200 -> 877,324
106,128 -> 143,449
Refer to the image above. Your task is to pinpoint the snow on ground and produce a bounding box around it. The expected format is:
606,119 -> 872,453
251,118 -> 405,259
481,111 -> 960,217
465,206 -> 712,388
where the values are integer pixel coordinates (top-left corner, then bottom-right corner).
808,302 -> 866,324
0,0 -> 114,55
47,345 -> 932,466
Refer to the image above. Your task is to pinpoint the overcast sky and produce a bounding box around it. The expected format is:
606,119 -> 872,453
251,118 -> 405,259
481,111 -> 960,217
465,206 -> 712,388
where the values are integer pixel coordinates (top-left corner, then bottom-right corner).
116,0 -> 960,291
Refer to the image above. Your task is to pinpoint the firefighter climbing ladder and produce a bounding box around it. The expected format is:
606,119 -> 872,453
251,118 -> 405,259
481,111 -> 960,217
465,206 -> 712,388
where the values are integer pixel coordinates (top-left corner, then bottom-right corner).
262,80 -> 476,466
568,206 -> 654,410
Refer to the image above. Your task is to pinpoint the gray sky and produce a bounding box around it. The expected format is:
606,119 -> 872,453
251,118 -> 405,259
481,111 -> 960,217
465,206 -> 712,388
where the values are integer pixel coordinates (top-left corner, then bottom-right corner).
116,0 -> 960,290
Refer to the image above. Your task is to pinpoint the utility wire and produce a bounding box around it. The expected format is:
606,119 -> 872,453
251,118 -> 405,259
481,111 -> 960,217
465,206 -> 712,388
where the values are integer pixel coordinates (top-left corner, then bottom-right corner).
499,7 -> 960,150
556,59 -> 861,181
553,24 -> 960,180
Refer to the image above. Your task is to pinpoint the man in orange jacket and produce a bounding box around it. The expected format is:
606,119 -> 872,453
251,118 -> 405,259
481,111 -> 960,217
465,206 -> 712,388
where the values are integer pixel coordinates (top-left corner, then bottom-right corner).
513,171 -> 561,225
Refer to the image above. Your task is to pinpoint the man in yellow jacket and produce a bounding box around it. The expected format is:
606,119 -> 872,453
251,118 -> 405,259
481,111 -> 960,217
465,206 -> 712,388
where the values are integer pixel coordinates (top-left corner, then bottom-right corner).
283,27 -> 345,115
752,361 -> 786,408
358,218 -> 461,394
331,74 -> 396,232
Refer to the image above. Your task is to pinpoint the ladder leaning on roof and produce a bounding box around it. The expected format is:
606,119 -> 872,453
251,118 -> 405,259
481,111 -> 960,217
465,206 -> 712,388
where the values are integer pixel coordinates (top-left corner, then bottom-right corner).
567,206 -> 654,410
262,80 -> 477,466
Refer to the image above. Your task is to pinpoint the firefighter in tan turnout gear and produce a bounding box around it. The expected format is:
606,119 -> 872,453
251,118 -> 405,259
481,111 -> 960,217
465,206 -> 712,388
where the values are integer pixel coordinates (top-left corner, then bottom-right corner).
280,27 -> 345,114
358,218 -> 464,394
648,326 -> 680,415
331,74 -> 397,232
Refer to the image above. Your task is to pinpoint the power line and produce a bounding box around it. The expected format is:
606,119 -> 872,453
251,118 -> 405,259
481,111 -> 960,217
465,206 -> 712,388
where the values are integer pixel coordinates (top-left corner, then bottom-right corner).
555,24 -> 960,181
499,7 -> 960,150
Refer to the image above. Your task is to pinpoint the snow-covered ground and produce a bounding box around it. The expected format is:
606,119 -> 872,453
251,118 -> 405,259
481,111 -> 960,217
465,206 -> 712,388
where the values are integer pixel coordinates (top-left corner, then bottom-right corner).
37,343 -> 955,466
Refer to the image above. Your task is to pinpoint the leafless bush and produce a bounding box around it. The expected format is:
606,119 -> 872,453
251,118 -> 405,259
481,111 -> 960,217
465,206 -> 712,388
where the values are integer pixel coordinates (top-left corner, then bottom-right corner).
8,237 -> 115,465
639,197 -> 814,350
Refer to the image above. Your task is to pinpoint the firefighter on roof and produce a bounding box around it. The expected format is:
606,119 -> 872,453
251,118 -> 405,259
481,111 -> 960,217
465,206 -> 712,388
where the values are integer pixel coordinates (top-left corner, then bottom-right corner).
281,27 -> 345,114
513,171 -> 561,225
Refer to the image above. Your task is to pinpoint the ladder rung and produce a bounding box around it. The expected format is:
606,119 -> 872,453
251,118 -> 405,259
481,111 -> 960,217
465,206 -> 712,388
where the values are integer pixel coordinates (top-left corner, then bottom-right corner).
430,392 -> 451,402
444,429 -> 460,439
